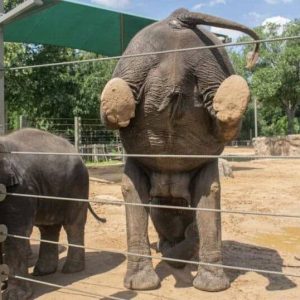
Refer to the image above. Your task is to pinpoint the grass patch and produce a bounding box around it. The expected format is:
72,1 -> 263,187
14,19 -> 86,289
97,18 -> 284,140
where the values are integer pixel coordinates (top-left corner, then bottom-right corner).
85,160 -> 123,167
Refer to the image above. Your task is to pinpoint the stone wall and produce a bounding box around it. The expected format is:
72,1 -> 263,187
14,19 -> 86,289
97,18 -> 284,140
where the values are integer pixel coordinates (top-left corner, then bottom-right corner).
219,158 -> 234,178
253,135 -> 300,156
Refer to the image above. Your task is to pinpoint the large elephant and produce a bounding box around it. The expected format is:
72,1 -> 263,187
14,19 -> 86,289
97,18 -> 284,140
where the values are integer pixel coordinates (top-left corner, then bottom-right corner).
100,8 -> 259,292
0,129 -> 102,300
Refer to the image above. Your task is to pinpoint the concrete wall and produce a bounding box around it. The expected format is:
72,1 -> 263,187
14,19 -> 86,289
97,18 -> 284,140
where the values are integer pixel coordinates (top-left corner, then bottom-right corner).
253,135 -> 300,156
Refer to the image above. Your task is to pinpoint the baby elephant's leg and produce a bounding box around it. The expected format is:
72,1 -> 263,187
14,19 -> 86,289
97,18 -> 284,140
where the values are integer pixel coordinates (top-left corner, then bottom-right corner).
62,222 -> 85,274
33,224 -> 61,276
5,236 -> 33,299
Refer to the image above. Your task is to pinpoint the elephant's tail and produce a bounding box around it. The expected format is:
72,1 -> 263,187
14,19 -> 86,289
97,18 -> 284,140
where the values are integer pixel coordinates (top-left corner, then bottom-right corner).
88,203 -> 107,223
171,8 -> 260,69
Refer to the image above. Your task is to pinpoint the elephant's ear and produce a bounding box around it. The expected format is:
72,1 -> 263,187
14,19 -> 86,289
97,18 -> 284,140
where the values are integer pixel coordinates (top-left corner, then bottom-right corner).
0,144 -> 21,187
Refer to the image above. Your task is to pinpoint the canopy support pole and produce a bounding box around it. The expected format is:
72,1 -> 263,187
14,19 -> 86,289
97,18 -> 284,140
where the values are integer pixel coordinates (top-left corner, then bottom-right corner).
0,0 -> 43,135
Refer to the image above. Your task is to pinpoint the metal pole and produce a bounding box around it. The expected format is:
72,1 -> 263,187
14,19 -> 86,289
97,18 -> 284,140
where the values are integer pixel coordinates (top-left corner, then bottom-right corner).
0,0 -> 44,136
254,97 -> 258,138
74,116 -> 81,151
74,116 -> 79,151
0,0 -> 5,135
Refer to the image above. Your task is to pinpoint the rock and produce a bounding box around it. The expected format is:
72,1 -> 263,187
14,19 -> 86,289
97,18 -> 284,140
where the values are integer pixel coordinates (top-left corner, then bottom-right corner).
253,135 -> 300,156
218,158 -> 234,178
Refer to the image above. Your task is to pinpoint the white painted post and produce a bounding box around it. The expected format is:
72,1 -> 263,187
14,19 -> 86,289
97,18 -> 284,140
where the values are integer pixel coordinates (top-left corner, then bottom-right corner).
74,116 -> 82,151
254,97 -> 258,138
92,144 -> 98,163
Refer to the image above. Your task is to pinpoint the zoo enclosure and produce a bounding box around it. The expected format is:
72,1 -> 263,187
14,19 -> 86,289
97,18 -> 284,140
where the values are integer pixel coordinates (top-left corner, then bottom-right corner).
18,115 -> 124,162
1,34 -> 300,300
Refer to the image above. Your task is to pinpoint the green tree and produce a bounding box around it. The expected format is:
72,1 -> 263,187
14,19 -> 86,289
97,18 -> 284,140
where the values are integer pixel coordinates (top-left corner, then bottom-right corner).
4,0 -> 116,130
5,46 -> 115,127
230,20 -> 300,136
4,0 -> 22,11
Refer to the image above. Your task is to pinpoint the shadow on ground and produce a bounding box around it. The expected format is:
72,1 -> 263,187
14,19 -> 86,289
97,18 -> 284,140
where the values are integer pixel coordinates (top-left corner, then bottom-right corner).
231,166 -> 262,172
155,240 -> 297,291
29,249 -> 126,299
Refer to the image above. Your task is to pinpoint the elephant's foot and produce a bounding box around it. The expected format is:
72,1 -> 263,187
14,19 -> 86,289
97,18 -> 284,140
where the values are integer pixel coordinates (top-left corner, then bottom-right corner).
62,258 -> 85,274
124,262 -> 160,290
100,78 -> 136,129
193,265 -> 230,292
33,258 -> 58,276
4,283 -> 33,300
213,75 -> 250,142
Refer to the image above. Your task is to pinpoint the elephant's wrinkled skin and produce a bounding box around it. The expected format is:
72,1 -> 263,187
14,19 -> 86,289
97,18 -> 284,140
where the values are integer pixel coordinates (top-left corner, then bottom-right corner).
0,129 -> 89,299
101,8 -> 259,292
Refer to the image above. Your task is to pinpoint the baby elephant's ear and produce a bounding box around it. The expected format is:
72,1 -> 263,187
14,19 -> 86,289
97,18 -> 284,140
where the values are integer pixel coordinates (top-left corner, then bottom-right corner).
0,156 -> 21,187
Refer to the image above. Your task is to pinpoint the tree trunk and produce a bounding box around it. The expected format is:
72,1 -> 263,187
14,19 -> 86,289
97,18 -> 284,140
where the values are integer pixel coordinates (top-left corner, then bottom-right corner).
285,101 -> 296,135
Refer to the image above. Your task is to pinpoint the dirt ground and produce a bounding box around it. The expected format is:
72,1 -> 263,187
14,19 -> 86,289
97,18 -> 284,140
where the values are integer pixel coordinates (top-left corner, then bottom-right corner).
28,147 -> 300,300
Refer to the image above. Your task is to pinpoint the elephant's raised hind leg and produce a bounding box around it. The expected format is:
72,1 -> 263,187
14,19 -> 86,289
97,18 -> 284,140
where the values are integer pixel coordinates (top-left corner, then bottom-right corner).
122,158 -> 160,290
192,160 -> 230,292
212,75 -> 250,142
100,78 -> 136,129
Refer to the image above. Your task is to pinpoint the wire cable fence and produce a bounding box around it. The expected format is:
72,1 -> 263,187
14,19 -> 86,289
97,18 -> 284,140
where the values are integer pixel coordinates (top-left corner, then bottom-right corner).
1,190 -> 300,219
3,151 -> 300,159
4,35 -> 300,71
10,275 -> 129,300
2,33 -> 300,299
1,233 -> 300,279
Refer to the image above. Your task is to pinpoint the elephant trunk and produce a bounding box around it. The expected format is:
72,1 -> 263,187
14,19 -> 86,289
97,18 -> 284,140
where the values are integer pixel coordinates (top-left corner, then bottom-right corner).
172,9 -> 260,69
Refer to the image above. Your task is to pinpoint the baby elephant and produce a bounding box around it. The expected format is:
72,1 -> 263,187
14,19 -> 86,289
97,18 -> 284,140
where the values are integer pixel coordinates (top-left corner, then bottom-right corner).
0,129 -> 90,299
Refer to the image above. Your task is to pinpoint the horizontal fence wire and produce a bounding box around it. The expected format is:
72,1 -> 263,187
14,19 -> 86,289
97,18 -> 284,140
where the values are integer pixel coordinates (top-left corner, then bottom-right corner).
10,275 -> 126,300
3,233 -> 300,279
2,151 -> 300,159
3,29 -> 300,299
6,35 -> 300,71
2,191 -> 300,219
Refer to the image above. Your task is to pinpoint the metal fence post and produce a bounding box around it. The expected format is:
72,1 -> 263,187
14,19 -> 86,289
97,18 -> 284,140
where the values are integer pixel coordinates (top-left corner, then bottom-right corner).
19,115 -> 30,129
74,116 -> 82,151
254,97 -> 258,138
122,146 -> 126,164
92,144 -> 98,163
19,115 -> 24,129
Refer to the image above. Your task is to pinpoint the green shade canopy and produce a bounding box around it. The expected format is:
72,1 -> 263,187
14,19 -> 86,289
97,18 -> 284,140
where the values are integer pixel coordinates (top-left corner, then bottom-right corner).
3,0 -> 155,56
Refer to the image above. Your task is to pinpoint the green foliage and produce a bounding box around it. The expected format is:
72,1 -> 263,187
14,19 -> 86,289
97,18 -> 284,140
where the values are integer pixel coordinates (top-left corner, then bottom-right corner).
229,19 -> 300,137
4,0 -> 116,130
4,0 -> 23,12
5,44 -> 116,129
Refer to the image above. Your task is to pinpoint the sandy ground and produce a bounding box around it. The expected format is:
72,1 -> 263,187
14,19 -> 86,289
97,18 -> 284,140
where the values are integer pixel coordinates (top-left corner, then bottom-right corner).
26,147 -> 300,300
